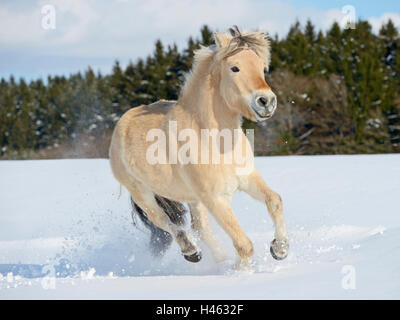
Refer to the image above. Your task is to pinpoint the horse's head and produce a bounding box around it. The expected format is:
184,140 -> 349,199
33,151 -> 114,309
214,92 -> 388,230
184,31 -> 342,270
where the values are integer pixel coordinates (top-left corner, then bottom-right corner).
215,26 -> 276,122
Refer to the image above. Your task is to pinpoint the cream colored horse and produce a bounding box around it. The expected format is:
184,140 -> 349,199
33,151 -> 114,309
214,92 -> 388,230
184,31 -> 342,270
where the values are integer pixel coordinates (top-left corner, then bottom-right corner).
109,26 -> 289,265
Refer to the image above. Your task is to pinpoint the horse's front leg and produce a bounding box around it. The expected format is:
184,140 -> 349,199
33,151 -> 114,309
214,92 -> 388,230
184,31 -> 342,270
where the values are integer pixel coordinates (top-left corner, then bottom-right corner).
199,195 -> 254,265
240,169 -> 289,260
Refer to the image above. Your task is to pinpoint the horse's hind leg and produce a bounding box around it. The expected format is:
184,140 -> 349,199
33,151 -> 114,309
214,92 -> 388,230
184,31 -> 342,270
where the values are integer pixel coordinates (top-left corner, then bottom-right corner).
189,202 -> 228,263
131,197 -> 173,256
127,184 -> 201,262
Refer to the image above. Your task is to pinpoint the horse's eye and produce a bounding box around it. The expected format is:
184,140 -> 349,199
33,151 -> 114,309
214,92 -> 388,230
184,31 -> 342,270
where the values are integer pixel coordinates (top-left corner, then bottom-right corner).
230,66 -> 240,73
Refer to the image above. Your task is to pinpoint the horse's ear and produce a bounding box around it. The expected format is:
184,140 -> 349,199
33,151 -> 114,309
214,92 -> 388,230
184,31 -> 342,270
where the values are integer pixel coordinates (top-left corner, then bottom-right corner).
214,32 -> 229,48
229,25 -> 241,37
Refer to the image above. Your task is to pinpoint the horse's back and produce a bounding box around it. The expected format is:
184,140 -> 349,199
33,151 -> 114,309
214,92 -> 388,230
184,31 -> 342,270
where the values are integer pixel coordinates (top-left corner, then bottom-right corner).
119,99 -> 176,126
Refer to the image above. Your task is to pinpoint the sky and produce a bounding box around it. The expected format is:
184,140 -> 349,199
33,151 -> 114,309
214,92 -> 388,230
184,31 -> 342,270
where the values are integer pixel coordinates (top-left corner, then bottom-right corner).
1,0 -> 399,82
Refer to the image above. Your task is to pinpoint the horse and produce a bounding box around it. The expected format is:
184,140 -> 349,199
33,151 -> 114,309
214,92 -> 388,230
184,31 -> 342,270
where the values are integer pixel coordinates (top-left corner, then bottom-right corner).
109,26 -> 289,266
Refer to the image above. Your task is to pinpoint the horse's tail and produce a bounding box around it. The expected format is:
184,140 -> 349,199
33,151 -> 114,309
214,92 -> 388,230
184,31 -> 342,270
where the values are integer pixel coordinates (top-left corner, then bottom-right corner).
130,195 -> 187,256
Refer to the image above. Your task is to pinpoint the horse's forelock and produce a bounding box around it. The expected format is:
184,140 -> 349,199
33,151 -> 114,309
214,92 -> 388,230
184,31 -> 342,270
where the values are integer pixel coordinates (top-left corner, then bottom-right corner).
192,28 -> 270,65
216,29 -> 270,65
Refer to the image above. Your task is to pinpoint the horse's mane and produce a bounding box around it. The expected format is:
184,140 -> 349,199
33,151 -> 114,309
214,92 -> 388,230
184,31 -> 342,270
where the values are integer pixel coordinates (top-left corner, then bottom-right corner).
179,26 -> 270,100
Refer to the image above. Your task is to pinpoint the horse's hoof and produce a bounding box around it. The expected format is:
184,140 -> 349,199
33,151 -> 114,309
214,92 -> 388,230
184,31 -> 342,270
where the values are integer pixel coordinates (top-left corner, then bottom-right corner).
184,251 -> 202,263
235,258 -> 254,271
270,239 -> 289,260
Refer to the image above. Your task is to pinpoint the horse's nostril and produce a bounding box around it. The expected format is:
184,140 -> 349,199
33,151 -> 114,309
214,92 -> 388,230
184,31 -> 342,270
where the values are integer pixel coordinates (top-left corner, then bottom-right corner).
257,96 -> 267,107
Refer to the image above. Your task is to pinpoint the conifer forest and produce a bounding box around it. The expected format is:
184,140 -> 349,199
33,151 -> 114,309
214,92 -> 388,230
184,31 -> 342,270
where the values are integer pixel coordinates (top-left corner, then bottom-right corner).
1,21 -> 399,159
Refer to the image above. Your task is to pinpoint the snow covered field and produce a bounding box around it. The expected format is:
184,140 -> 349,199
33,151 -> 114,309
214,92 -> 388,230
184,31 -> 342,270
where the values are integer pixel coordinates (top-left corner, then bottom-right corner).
0,155 -> 399,299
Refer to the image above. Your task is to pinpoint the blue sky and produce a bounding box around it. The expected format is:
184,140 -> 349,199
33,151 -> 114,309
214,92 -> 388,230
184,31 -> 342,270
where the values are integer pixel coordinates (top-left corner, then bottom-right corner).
288,0 -> 400,19
1,0 -> 399,82
288,0 -> 399,18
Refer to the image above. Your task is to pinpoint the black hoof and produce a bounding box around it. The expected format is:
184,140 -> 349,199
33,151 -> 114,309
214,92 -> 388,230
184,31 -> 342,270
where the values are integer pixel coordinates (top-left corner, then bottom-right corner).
184,251 -> 202,263
270,239 -> 289,261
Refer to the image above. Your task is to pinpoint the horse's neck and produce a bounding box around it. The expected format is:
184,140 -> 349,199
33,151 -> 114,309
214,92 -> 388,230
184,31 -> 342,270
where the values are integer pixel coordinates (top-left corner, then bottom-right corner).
178,60 -> 241,131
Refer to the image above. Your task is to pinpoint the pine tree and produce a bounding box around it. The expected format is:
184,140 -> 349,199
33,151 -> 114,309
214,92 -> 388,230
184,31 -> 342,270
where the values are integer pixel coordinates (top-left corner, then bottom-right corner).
200,25 -> 214,46
379,19 -> 400,150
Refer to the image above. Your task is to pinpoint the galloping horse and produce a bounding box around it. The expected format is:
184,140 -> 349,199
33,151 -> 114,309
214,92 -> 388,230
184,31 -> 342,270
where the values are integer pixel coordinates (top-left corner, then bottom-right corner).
109,26 -> 289,266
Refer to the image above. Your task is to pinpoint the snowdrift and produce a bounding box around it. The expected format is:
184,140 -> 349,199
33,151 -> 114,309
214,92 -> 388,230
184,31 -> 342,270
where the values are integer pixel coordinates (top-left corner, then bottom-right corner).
0,155 -> 399,299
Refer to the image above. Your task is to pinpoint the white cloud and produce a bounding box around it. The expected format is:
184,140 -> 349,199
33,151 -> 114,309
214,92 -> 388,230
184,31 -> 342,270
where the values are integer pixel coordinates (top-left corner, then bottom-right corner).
368,12 -> 400,34
0,0 -> 398,79
0,0 -> 99,49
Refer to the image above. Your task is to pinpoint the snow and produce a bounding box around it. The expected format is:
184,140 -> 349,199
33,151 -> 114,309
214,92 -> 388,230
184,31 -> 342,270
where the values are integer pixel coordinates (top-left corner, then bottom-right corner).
0,154 -> 399,299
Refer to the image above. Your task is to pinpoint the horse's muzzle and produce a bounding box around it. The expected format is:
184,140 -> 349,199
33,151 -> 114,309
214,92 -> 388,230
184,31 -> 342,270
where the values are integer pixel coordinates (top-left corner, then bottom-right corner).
251,93 -> 277,121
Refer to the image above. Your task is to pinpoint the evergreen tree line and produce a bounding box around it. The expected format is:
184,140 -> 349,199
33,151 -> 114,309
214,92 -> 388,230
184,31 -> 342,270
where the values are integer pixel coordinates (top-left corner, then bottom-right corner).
0,21 -> 399,159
